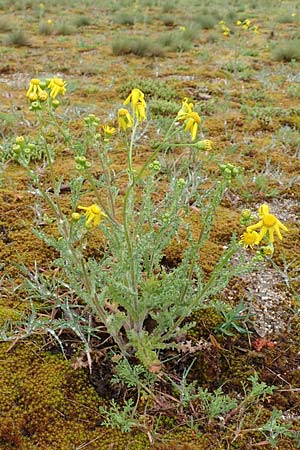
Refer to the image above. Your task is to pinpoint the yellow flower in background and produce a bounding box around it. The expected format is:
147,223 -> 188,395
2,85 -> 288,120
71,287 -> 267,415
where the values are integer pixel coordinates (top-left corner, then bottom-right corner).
26,79 -> 43,99
103,125 -> 116,140
118,108 -> 133,130
179,26 -> 186,32
179,111 -> 201,141
239,230 -> 259,248
246,204 -> 288,244
47,19 -> 53,24
77,204 -> 107,227
48,78 -> 67,99
124,88 -> 146,119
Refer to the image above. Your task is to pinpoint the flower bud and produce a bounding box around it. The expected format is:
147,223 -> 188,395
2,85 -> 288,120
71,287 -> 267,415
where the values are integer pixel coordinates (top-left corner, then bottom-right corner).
71,212 -> 81,221
15,136 -> 25,145
52,99 -> 60,108
176,178 -> 186,188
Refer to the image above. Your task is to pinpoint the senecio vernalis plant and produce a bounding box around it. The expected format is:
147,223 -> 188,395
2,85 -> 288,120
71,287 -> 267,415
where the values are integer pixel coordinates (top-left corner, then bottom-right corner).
9,79 -> 287,380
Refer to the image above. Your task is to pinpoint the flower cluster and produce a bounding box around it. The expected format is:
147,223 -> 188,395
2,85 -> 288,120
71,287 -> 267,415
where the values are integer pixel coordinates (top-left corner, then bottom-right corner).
239,204 -> 288,255
118,88 -> 147,131
177,98 -> 201,141
219,20 -> 231,36
236,18 -> 258,34
26,77 -> 66,110
11,135 -> 45,163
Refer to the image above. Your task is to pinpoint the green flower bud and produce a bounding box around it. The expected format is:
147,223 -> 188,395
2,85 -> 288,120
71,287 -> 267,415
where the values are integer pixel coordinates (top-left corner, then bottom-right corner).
71,212 -> 81,221
52,99 -> 60,108
176,178 -> 186,188
12,144 -> 21,154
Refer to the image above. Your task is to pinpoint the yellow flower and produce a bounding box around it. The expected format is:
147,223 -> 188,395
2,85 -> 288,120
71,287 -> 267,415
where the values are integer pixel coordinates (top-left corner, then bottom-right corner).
26,79 -> 43,99
177,97 -> 193,118
77,204 -> 107,227
239,230 -> 259,248
118,108 -> 133,131
246,204 -> 288,244
124,88 -> 146,120
179,26 -> 186,32
47,19 -> 53,24
179,111 -> 201,141
38,90 -> 48,102
135,100 -> 146,122
103,125 -> 116,136
48,77 -> 67,99
236,20 -> 242,25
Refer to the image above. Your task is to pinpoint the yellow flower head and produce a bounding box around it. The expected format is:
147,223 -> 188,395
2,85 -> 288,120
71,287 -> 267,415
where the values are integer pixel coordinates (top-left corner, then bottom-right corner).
48,77 -> 67,99
26,78 -> 43,100
118,108 -> 133,131
124,88 -> 146,120
103,125 -> 116,137
177,97 -> 194,118
179,111 -> 201,141
239,230 -> 259,248
38,90 -> 48,102
246,204 -> 288,244
135,100 -> 147,122
77,204 -> 107,227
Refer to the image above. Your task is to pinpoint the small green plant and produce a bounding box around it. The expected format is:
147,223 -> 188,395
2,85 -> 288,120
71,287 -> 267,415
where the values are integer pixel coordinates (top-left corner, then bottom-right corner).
214,301 -> 252,337
38,20 -> 53,35
162,0 -> 176,13
100,399 -> 139,433
273,40 -> 300,62
260,409 -> 293,447
55,22 -> 74,35
0,16 -> 13,32
73,15 -> 91,27
194,14 -> 218,29
198,386 -> 238,422
161,14 -> 177,26
156,31 -> 192,52
5,29 -> 30,46
277,14 -> 296,23
112,36 -> 164,56
113,13 -> 135,26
